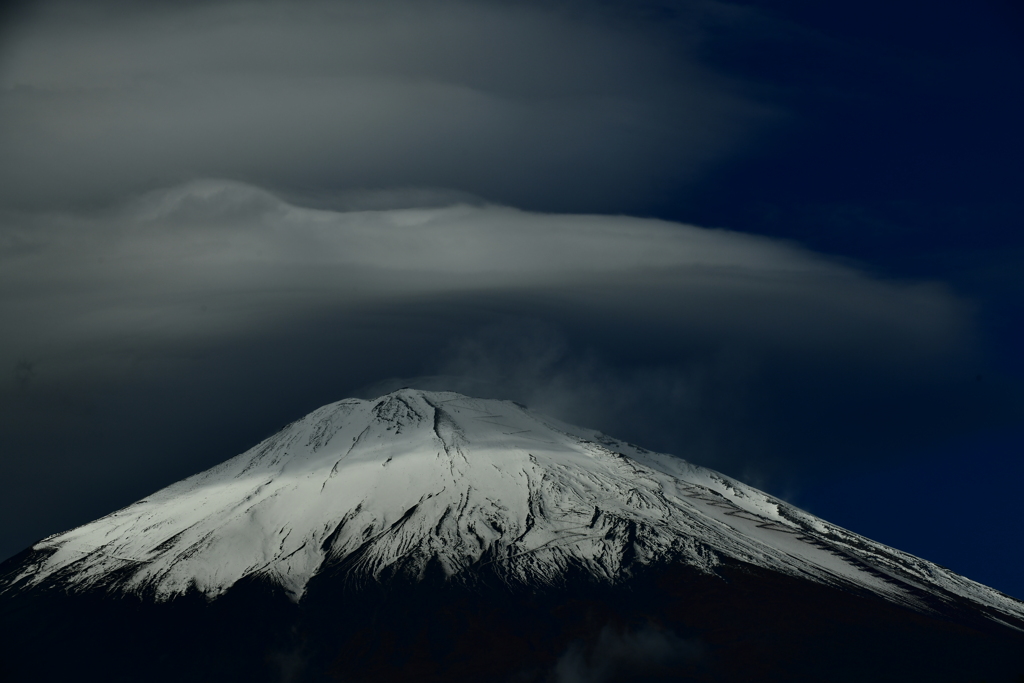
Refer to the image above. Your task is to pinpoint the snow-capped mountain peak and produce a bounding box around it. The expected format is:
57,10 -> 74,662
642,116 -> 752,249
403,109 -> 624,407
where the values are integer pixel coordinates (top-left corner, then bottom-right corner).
7,389 -> 1023,626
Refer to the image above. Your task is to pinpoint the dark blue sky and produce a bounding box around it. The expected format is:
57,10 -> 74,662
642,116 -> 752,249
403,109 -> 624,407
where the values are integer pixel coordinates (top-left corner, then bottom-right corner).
677,0 -> 1024,595
1,0 -> 1021,598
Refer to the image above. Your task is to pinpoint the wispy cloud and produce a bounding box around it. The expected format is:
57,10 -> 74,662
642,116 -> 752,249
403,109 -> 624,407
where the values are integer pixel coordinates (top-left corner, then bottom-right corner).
0,0 -> 773,211
553,622 -> 703,683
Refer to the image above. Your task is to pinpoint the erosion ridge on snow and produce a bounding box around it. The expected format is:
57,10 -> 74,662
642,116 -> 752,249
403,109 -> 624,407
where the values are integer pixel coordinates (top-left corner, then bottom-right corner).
5,389 -> 1022,626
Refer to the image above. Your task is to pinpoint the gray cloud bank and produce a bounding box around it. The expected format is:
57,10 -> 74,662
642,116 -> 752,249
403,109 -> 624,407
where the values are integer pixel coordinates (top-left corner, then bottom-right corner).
0,0 -> 772,212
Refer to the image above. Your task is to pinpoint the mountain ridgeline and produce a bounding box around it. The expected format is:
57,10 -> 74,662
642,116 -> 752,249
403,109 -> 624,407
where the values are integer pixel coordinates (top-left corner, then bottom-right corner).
2,389 -> 1022,682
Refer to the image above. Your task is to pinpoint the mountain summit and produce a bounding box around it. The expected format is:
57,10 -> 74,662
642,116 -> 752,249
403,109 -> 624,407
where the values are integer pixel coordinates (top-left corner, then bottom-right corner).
2,389 -> 1022,682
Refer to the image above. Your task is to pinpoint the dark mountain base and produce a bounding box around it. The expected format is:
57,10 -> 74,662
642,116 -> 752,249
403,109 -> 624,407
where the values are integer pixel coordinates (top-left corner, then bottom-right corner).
2,559 -> 1022,683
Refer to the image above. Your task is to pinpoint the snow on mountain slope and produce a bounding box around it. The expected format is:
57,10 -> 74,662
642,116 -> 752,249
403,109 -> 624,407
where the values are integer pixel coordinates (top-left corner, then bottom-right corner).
6,390 -> 1022,624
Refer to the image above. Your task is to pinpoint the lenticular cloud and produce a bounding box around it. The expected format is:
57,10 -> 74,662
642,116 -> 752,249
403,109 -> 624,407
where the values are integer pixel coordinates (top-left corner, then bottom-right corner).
0,178 -> 969,384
